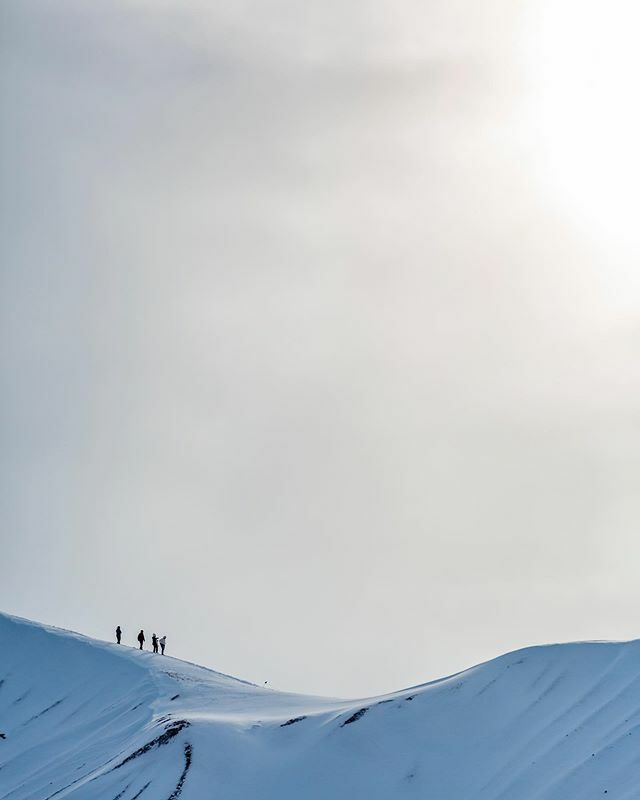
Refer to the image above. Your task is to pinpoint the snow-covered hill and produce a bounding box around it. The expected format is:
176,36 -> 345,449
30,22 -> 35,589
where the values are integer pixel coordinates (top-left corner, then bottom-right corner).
1,613 -> 640,799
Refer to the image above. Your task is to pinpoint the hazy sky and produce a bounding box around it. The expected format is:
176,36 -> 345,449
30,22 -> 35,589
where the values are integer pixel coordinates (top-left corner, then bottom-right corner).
3,0 -> 640,696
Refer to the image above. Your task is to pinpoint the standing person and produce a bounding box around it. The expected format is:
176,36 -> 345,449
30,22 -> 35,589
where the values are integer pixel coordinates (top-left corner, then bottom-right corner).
152,633 -> 158,654
159,635 -> 166,655
116,626 -> 122,644
137,630 -> 145,650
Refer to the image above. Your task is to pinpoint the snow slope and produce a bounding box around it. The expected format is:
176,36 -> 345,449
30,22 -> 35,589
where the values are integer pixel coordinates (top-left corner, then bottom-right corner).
1,613 -> 640,799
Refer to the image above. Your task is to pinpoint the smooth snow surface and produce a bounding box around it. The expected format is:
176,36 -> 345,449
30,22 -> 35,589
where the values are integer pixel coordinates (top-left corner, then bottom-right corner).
1,614 -> 640,799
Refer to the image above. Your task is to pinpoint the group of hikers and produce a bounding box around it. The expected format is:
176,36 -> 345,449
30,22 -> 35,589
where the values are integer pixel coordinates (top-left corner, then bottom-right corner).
115,626 -> 167,655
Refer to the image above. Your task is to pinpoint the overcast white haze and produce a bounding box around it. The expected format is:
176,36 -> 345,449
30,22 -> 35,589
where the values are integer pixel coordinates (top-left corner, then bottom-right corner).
2,0 -> 640,696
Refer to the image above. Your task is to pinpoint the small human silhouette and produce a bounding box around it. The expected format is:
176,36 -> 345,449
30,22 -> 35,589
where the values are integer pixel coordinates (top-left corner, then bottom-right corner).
152,633 -> 158,654
159,635 -> 166,655
116,626 -> 122,645
137,629 -> 145,650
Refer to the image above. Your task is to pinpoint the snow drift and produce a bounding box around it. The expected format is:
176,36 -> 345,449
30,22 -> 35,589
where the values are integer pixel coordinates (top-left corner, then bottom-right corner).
1,613 -> 640,799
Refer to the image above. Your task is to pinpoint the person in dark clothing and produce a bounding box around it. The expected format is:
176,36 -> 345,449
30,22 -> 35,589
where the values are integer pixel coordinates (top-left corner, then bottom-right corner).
152,633 -> 158,653
159,635 -> 166,655
137,630 -> 145,650
116,626 -> 122,644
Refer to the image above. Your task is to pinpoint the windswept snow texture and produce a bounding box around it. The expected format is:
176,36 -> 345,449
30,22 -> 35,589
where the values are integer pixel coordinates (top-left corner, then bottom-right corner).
2,615 -> 640,798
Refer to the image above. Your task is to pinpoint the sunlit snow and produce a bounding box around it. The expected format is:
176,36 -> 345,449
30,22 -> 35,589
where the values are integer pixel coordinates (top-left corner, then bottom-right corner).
1,613 -> 639,798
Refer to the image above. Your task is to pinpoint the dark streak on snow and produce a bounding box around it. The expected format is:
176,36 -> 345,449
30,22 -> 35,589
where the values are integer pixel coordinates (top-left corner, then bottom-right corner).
341,708 -> 368,727
530,661 -> 554,690
167,742 -> 192,800
44,753 -> 121,800
163,672 -> 203,687
170,694 -> 180,701
44,735 -> 172,800
112,783 -> 131,800
405,696 -> 415,702
535,674 -> 565,704
13,690 -> 30,704
27,698 -> 65,723
131,780 -> 152,799
476,678 -> 498,697
113,720 -> 191,770
280,716 -> 307,727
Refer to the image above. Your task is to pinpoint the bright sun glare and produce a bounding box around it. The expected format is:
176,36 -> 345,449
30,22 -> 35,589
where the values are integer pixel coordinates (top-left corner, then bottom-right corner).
529,1 -> 640,256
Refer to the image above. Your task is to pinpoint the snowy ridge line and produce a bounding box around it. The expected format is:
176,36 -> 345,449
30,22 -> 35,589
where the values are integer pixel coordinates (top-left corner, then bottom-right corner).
0,611 -> 258,690
2,613 -> 640,799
